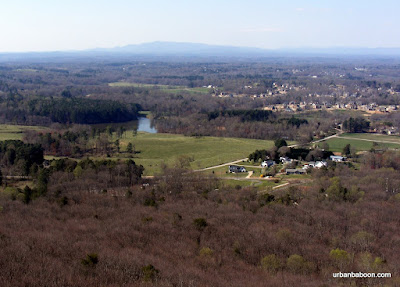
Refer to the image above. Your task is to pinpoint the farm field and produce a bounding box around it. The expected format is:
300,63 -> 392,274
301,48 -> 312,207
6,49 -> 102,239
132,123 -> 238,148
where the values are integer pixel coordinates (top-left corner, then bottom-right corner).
0,124 -> 47,141
339,133 -> 400,144
119,132 -> 284,175
323,136 -> 400,153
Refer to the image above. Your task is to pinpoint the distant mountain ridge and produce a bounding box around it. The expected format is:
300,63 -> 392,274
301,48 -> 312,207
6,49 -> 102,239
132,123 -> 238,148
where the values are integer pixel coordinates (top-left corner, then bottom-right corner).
1,42 -> 400,62
91,41 -> 268,56
93,42 -> 400,56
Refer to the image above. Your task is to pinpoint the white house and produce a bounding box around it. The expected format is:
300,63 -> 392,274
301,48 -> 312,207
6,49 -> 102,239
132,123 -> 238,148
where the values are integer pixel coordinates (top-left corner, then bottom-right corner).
261,160 -> 275,168
315,161 -> 328,168
330,155 -> 346,162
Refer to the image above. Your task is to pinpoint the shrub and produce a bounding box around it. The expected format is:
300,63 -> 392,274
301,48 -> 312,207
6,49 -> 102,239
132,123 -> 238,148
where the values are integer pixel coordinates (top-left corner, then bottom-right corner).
144,198 -> 157,207
329,248 -> 350,269
350,231 -> 375,251
81,253 -> 99,267
199,247 -> 213,257
261,254 -> 281,273
58,196 -> 68,207
193,218 -> 208,231
286,254 -> 314,274
141,264 -> 159,282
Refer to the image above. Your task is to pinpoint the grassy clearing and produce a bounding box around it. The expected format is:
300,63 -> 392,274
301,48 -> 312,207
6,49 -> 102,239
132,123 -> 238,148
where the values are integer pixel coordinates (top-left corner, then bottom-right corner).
220,178 -> 280,189
108,82 -> 212,95
119,133 -> 279,175
15,68 -> 38,73
323,137 -> 400,153
109,82 -> 177,88
0,124 -> 47,141
339,133 -> 400,144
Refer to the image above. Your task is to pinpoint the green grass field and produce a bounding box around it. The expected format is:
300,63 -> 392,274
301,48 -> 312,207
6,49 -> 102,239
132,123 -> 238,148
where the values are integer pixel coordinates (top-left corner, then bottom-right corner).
323,136 -> 400,153
219,178 -> 280,189
108,82 -> 212,95
339,133 -> 400,144
118,133 -> 282,175
0,125 -> 47,141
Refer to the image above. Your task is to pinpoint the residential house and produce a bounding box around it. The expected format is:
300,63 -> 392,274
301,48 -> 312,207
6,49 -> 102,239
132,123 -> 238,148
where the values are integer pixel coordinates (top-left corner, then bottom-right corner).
261,160 -> 275,168
280,157 -> 292,164
315,161 -> 328,168
286,169 -> 306,175
229,165 -> 247,173
330,155 -> 346,162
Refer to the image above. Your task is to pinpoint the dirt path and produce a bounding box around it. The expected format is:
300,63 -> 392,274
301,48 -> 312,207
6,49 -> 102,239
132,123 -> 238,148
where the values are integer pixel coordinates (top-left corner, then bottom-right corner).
246,171 -> 253,178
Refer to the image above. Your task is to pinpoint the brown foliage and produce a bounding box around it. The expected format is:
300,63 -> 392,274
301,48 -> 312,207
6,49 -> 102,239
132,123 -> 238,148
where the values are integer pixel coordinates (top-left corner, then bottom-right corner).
0,164 -> 400,286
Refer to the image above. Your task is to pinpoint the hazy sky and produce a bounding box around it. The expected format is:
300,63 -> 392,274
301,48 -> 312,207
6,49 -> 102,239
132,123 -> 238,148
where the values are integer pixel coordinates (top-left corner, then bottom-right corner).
1,0 -> 399,52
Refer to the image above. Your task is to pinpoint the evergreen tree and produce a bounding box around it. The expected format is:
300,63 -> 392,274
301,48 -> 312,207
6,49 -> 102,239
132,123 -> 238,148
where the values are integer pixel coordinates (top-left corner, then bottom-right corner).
127,142 -> 133,153
342,144 -> 351,157
274,138 -> 288,149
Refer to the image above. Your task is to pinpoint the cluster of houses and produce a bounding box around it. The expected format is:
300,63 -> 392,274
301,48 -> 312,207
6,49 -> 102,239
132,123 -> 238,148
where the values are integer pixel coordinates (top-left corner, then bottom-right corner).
228,155 -> 347,175
262,101 -> 398,114
285,155 -> 346,175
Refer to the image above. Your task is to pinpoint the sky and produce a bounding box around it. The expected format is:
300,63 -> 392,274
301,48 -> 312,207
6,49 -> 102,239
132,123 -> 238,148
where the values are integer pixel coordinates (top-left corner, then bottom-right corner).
1,0 -> 399,52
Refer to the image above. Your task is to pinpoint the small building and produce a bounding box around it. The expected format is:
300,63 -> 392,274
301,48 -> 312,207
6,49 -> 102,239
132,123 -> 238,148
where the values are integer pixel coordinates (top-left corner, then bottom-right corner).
229,165 -> 247,173
303,161 -> 327,169
261,160 -> 275,168
286,169 -> 306,175
307,162 -> 316,168
315,161 -> 328,168
43,160 -> 50,169
280,156 -> 292,163
330,155 -> 346,162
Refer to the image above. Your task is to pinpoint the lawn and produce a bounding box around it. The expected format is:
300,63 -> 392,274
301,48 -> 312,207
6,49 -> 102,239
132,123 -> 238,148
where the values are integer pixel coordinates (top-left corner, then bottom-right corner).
118,133 -> 280,175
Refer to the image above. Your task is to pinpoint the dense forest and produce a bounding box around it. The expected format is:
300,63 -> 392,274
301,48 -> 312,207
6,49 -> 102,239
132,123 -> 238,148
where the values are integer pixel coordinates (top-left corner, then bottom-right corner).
0,96 -> 140,125
28,98 -> 141,124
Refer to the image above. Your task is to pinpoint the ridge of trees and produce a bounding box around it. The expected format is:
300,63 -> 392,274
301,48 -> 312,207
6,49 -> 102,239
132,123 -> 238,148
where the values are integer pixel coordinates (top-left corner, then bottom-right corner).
28,98 -> 141,124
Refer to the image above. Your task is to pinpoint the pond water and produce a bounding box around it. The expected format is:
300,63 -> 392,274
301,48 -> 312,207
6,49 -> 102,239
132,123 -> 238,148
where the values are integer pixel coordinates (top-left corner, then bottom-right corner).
137,117 -> 157,133
92,117 -> 158,133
